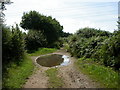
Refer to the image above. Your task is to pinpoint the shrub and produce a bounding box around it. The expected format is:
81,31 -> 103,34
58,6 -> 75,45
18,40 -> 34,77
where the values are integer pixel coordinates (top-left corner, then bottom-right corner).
20,11 -> 63,45
100,32 -> 120,70
2,25 -> 25,66
68,27 -> 120,70
25,30 -> 47,52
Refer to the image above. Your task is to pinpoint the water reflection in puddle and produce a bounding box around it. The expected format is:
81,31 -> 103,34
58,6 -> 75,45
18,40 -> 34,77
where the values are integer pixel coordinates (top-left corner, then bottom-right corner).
36,54 -> 70,67
61,55 -> 70,66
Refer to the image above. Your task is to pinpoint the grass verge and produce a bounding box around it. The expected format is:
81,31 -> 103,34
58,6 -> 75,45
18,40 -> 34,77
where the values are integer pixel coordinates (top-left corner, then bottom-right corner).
3,54 -> 34,88
45,68 -> 63,88
28,48 -> 57,56
75,57 -> 119,88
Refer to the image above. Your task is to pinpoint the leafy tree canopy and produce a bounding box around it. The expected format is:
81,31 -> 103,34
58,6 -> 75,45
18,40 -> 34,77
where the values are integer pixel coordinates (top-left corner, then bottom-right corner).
25,30 -> 47,52
20,11 -> 63,44
76,27 -> 112,38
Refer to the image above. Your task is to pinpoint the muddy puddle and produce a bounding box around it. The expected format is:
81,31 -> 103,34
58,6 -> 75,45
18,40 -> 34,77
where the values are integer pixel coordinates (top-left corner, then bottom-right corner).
36,54 -> 70,67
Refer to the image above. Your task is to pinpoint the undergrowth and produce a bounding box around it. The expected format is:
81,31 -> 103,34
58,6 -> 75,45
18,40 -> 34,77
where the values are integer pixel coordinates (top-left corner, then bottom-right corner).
45,68 -> 63,88
28,48 -> 57,56
75,57 -> 119,88
3,54 -> 34,88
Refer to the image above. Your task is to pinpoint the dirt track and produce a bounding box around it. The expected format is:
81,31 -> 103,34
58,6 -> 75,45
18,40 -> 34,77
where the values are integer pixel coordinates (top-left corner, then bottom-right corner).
23,49 -> 100,88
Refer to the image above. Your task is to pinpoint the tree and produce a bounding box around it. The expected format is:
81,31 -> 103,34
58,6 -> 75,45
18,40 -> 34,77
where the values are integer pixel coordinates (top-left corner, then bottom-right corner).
2,25 -> 25,65
20,11 -> 41,30
20,11 -> 63,45
25,30 -> 47,52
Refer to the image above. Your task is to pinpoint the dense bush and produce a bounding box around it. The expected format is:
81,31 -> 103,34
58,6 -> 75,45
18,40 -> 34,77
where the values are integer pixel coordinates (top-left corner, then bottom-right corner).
99,32 -> 120,69
61,32 -> 72,37
25,30 -> 65,52
2,26 -> 12,64
68,28 -> 111,58
49,37 -> 64,49
2,25 -> 25,66
20,11 -> 63,45
25,30 -> 47,52
76,27 -> 111,38
69,36 -> 108,58
67,27 -> 120,70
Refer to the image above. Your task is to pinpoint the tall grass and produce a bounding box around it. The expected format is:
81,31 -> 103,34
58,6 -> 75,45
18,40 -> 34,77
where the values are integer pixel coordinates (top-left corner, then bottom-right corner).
75,58 -> 119,88
3,54 -> 34,88
28,48 -> 57,56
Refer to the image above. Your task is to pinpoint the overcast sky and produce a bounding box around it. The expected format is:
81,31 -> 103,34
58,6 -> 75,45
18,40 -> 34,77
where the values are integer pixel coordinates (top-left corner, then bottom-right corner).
4,0 -> 119,33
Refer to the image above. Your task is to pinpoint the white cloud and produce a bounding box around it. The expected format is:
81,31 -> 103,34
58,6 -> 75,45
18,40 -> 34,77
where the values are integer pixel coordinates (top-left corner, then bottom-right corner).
58,18 -> 96,33
59,0 -> 119,2
3,0 -> 118,33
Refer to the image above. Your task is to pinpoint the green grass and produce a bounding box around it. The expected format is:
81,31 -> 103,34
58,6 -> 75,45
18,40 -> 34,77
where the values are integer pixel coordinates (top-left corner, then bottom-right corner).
75,57 -> 119,88
45,68 -> 63,88
3,54 -> 34,88
28,48 -> 57,56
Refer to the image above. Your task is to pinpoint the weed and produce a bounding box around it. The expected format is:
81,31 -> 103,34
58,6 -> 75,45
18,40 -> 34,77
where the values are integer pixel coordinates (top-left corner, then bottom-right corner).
3,54 -> 34,88
28,48 -> 57,56
45,68 -> 63,88
75,58 -> 119,88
